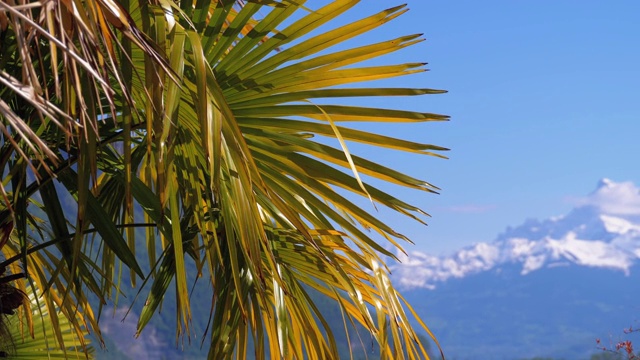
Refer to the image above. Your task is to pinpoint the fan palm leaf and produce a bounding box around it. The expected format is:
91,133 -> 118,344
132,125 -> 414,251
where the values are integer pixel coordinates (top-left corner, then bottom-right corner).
0,0 -> 447,359
4,285 -> 94,359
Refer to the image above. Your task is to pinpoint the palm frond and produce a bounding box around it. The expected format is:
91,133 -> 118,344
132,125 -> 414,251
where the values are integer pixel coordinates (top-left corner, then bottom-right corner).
1,0 -> 448,359
3,284 -> 93,359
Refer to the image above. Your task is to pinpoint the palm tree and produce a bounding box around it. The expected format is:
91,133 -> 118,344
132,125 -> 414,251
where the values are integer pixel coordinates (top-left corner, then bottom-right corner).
0,0 -> 448,358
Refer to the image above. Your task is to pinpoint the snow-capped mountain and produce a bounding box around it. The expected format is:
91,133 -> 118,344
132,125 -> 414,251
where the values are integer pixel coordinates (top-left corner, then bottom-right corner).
394,178 -> 640,289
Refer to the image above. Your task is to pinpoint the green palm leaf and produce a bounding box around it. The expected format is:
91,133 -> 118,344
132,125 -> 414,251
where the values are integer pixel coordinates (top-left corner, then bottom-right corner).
0,0 -> 447,359
4,285 -> 93,359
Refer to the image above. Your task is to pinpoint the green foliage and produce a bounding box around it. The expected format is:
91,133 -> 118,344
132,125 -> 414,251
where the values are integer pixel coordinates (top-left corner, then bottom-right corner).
0,0 -> 447,358
5,286 -> 93,359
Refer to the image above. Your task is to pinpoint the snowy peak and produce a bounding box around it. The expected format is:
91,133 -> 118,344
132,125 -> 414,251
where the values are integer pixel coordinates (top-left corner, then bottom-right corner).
596,177 -> 615,189
584,178 -> 640,220
394,179 -> 640,290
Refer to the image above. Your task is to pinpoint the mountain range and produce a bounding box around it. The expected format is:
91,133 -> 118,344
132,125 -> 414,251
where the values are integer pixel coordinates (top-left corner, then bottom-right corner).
393,179 -> 640,359
92,179 -> 640,359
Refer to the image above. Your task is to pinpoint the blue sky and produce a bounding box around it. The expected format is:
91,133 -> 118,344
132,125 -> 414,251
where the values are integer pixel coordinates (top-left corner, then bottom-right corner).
336,1 -> 640,254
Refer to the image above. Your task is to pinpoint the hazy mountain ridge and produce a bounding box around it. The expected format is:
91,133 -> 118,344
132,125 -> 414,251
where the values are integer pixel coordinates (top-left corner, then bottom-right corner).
405,261 -> 640,359
393,179 -> 640,289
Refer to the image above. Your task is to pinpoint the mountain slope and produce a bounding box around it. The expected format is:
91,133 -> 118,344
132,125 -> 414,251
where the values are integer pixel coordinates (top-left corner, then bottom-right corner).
407,263 -> 640,359
393,179 -> 640,359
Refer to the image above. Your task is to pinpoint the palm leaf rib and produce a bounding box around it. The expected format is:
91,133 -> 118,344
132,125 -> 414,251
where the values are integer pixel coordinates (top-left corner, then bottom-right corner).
0,0 -> 448,359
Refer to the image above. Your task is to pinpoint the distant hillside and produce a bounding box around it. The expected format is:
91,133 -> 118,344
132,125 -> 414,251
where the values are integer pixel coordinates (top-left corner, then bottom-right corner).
392,179 -> 640,359
405,263 -> 640,359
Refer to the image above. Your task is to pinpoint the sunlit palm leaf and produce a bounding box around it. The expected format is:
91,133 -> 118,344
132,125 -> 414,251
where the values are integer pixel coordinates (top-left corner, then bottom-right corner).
122,1 -> 447,359
1,0 -> 447,359
6,285 -> 94,359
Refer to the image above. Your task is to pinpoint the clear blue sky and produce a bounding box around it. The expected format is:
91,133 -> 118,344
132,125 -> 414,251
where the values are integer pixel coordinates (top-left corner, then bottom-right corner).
332,1 -> 640,254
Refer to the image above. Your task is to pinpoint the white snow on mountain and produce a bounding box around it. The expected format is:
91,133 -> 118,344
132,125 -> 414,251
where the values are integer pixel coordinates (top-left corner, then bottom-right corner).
579,178 -> 640,217
394,179 -> 640,289
601,214 -> 640,234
